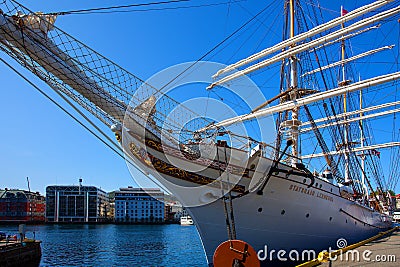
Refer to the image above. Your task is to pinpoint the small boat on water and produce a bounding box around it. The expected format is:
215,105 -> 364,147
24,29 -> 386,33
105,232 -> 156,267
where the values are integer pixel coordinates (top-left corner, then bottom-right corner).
0,227 -> 41,267
0,239 -> 42,267
180,216 -> 194,226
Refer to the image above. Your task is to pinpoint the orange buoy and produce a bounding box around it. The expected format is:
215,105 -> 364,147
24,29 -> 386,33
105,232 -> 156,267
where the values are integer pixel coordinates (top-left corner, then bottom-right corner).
213,240 -> 260,267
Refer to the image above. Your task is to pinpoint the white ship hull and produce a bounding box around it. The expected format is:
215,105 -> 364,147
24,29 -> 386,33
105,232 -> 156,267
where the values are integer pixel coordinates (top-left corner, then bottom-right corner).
123,129 -> 392,266
189,175 -> 391,265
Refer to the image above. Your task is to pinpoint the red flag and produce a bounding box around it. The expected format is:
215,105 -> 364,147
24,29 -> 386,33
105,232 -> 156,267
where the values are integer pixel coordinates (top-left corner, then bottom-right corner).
371,149 -> 381,158
341,7 -> 349,16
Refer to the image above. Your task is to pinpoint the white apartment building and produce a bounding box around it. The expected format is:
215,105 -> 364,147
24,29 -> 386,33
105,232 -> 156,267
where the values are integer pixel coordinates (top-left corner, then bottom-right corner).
114,187 -> 164,223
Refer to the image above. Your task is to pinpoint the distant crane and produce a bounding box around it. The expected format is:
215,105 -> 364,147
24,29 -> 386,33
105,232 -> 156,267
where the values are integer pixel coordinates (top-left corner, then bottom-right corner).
27,176 -> 33,222
26,177 -> 31,192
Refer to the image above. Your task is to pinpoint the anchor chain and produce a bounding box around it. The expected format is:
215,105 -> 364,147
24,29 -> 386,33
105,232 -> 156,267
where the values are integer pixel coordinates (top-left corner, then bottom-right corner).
215,141 -> 237,241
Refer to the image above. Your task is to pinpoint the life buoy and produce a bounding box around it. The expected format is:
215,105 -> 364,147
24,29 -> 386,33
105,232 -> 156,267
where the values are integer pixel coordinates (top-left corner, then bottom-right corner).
213,240 -> 260,267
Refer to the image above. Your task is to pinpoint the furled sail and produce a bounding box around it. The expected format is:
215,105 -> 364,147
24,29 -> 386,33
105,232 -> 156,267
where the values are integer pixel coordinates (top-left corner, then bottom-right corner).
211,0 -> 392,79
202,72 -> 400,130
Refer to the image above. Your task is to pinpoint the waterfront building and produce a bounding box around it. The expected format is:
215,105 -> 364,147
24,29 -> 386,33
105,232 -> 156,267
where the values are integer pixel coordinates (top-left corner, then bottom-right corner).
394,211 -> 400,223
114,187 -> 164,223
167,203 -> 189,222
46,185 -> 109,222
164,204 -> 174,222
164,202 -> 186,223
392,194 -> 400,223
0,188 -> 45,222
394,194 -> 400,210
107,191 -> 115,220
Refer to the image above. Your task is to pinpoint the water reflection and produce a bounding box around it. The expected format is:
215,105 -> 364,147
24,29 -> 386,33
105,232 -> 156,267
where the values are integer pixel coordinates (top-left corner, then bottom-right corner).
1,224 -> 206,266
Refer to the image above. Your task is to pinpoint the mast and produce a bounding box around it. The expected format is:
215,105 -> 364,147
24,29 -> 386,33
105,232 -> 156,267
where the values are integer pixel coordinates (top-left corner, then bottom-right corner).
340,6 -> 351,183
359,89 -> 367,198
288,0 -> 300,166
341,6 -> 347,84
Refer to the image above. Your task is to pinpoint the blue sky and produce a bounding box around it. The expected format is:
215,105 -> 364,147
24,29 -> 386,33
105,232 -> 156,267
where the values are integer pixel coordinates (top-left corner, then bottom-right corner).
0,0 -> 399,195
0,0 -> 268,194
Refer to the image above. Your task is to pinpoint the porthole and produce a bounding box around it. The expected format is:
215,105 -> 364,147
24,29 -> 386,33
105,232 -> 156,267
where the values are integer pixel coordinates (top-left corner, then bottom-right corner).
355,221 -> 357,225
346,219 -> 348,223
306,213 -> 310,218
315,183 -> 318,187
329,217 -> 332,221
330,188 -> 333,192
258,207 -> 263,213
319,184 -> 322,188
281,210 -> 285,215
303,179 -> 306,183
250,164 -> 256,170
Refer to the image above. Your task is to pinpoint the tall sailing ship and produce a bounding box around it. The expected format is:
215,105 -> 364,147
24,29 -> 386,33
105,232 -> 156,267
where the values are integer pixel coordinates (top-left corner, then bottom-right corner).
1,0 -> 399,266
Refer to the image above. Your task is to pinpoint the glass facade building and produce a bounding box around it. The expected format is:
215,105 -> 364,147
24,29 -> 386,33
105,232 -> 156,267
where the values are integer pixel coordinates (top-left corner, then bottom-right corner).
46,185 -> 110,222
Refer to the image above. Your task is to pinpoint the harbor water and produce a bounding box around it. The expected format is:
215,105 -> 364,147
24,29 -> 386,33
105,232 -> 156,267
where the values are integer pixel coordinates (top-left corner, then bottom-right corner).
0,224 -> 207,266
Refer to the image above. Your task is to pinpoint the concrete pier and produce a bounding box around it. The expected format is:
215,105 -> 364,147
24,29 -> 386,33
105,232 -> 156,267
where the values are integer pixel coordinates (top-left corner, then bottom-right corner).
297,227 -> 399,267
320,230 -> 399,266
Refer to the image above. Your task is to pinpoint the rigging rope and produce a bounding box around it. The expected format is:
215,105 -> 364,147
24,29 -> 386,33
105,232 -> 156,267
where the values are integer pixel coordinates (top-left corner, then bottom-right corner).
154,1 -> 276,95
0,56 -> 171,193
0,57 -> 123,158
33,0 -> 249,16
13,0 -> 190,15
215,143 -> 233,240
388,21 -> 400,192
223,145 -> 236,240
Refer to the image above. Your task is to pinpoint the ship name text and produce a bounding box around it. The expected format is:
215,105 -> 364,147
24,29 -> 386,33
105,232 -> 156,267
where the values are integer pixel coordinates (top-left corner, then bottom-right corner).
289,184 -> 333,202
